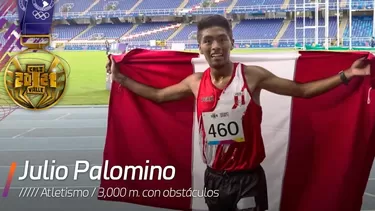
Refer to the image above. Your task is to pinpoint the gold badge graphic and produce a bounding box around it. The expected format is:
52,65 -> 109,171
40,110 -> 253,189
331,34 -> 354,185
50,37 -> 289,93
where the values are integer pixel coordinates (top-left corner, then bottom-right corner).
3,35 -> 68,110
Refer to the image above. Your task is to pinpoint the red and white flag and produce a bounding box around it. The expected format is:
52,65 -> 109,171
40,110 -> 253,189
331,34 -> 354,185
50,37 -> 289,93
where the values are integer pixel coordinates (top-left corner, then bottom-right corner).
99,49 -> 375,211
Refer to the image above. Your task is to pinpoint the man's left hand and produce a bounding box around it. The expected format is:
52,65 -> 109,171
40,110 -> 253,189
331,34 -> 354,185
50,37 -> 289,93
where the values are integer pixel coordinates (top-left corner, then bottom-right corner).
346,57 -> 371,78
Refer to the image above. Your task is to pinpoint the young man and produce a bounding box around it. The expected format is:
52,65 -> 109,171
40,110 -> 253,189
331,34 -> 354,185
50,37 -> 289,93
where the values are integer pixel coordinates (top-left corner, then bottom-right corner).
106,15 -> 370,211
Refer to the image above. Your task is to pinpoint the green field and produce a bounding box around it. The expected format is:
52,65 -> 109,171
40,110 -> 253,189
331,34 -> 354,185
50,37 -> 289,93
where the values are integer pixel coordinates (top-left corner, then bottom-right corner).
1,48 -> 299,106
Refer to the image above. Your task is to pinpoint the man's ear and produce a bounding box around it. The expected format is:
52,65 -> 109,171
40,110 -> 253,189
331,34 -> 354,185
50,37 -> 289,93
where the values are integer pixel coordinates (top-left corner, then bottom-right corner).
198,44 -> 203,54
231,38 -> 235,50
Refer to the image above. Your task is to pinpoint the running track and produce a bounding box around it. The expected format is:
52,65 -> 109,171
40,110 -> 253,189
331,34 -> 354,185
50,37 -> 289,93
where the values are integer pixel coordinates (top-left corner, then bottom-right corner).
0,107 -> 374,211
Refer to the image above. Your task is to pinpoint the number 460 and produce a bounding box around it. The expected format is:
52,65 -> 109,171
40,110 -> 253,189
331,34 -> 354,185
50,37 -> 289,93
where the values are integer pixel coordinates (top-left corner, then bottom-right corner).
208,122 -> 239,138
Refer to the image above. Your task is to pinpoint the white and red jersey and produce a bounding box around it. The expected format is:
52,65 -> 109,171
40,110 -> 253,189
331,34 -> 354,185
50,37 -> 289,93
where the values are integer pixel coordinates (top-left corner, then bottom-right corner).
196,63 -> 265,171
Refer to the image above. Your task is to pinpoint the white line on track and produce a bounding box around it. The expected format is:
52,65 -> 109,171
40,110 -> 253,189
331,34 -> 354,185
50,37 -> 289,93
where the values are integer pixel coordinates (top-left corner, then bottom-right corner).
364,192 -> 375,198
54,113 -> 71,120
12,128 -> 36,139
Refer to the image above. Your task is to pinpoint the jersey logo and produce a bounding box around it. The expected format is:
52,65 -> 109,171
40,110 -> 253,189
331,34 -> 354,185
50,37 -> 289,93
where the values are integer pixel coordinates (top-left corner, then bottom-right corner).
234,92 -> 242,96
201,96 -> 214,102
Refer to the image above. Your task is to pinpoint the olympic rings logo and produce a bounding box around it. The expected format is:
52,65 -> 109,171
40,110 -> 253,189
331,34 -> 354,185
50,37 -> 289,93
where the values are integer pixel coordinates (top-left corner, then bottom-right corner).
32,10 -> 50,20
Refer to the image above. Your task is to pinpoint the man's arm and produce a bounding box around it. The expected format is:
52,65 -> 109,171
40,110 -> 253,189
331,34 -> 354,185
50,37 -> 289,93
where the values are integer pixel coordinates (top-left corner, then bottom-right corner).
248,58 -> 370,98
108,57 -> 195,103
114,73 -> 195,103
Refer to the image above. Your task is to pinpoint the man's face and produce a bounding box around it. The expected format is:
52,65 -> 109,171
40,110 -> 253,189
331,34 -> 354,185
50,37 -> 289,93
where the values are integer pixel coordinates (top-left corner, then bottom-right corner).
199,26 -> 233,69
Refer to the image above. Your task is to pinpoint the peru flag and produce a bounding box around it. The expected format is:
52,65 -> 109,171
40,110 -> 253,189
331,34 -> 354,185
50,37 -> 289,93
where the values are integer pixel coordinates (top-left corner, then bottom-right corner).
99,49 -> 375,211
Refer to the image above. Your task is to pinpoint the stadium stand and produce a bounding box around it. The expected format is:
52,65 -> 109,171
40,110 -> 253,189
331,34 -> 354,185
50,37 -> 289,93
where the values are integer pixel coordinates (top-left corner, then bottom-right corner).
51,24 -> 89,40
2,0 -> 375,51
75,23 -> 133,40
170,23 -> 197,41
234,0 -> 284,6
89,0 -> 140,12
184,0 -> 204,8
121,22 -> 180,41
136,0 -> 183,10
56,0 -> 96,13
343,16 -> 373,47
233,18 -> 284,41
280,17 -> 338,47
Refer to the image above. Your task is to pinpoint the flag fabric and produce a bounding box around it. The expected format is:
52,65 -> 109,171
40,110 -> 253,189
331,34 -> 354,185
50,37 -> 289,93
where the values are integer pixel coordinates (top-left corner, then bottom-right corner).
280,51 -> 375,211
99,49 -> 375,211
100,49 -> 199,210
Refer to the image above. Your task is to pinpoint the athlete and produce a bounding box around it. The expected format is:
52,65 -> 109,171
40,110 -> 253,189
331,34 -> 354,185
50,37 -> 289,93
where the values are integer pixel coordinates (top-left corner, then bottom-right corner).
106,15 -> 370,211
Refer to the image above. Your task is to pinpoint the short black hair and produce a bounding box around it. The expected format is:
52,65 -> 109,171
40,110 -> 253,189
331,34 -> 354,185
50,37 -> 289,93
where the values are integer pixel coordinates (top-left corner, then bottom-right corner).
196,15 -> 233,42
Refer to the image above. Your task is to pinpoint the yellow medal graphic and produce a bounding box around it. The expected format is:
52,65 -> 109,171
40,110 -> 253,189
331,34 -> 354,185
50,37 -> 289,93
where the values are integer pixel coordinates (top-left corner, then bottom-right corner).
3,35 -> 68,110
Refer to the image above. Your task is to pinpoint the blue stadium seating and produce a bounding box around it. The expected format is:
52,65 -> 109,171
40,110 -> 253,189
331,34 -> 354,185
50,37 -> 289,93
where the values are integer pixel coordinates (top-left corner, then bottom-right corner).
171,24 -> 197,41
77,23 -> 133,40
124,22 -> 179,41
170,18 -> 284,44
136,0 -> 183,10
55,0 -> 95,13
343,16 -> 373,38
279,17 -> 338,47
343,16 -> 373,46
184,0 -> 203,8
51,24 -> 89,40
235,0 -> 284,6
233,19 -> 284,40
90,0 -> 140,12
212,0 -> 232,7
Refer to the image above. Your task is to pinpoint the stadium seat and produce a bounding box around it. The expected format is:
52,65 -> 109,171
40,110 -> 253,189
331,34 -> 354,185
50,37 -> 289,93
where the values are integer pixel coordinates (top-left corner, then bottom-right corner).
76,24 -> 133,40
55,0 -> 96,13
89,0 -> 139,12
51,24 -> 89,40
235,0 -> 284,6
184,0 -> 203,8
124,22 -> 179,41
135,0 -> 183,10
280,17 -> 338,46
233,19 -> 284,42
343,16 -> 373,46
171,24 -> 198,41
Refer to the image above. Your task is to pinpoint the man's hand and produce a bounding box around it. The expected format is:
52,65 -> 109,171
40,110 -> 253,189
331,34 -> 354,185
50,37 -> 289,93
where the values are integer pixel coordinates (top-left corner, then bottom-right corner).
106,56 -> 123,82
344,57 -> 371,79
106,56 -> 112,75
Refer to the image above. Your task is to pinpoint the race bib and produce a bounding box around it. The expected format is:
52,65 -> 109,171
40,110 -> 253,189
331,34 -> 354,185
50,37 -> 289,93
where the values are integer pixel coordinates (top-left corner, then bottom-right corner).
202,109 -> 245,145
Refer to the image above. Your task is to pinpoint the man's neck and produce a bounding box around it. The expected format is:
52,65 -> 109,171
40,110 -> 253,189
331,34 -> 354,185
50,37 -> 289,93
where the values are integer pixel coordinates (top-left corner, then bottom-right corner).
210,62 -> 233,81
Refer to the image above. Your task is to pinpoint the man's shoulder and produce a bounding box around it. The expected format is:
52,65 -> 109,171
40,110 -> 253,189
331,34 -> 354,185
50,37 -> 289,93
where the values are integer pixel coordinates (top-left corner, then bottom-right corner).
241,64 -> 271,86
242,64 -> 267,76
188,72 -> 203,81
181,72 -> 203,87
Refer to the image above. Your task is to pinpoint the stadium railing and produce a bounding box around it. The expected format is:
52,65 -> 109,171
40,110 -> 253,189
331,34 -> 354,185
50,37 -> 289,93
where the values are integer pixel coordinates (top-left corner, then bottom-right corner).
53,37 -> 373,51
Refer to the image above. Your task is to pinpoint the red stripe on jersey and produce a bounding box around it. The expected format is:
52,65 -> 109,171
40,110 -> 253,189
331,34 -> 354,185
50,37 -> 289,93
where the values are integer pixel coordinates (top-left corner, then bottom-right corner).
241,93 -> 245,105
232,95 -> 239,109
241,85 -> 246,105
